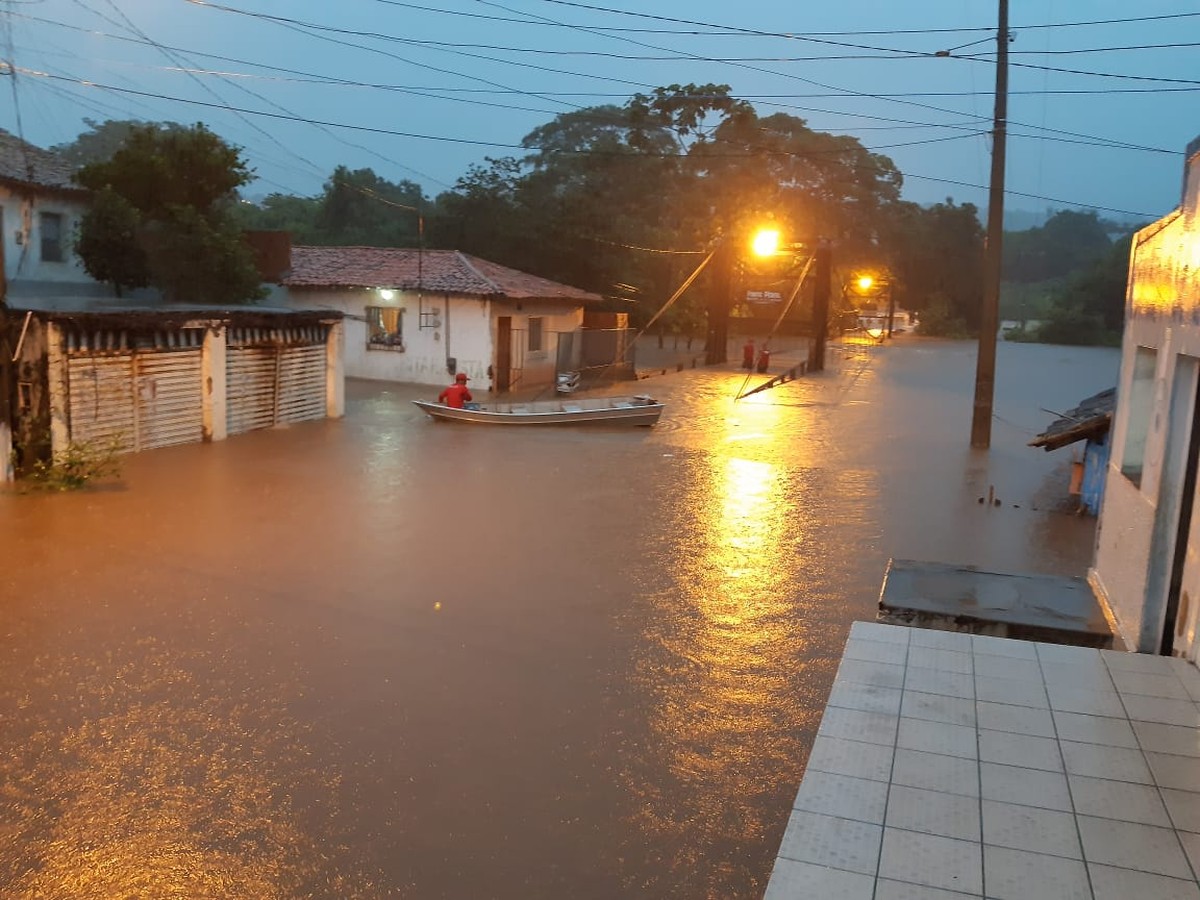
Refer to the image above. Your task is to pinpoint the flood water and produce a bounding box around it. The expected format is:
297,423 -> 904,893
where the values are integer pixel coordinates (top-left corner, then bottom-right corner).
0,338 -> 1118,899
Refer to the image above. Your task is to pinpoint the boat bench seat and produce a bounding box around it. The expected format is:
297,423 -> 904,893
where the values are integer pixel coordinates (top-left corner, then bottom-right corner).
613,401 -> 632,408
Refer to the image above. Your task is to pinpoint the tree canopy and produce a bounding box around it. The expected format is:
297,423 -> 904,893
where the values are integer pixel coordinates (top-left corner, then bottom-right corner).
73,122 -> 264,304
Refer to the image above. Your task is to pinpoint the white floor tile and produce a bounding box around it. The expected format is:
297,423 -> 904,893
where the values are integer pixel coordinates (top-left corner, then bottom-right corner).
1047,684 -> 1128,718
1035,643 -> 1101,665
1040,660 -> 1114,691
978,730 -> 1063,772
1088,863 -> 1200,900
902,691 -> 977,728
776,810 -> 883,875
1127,696 -> 1200,728
1076,814 -> 1194,879
906,667 -> 975,700
1102,649 -> 1180,673
1052,711 -> 1139,748
973,634 -> 1037,659
846,637 -> 910,666
1060,740 -> 1153,784
828,680 -> 904,716
898,718 -> 978,760
909,647 -> 974,675
892,749 -> 980,797
982,845 -> 1090,900
837,658 -> 907,689
975,676 -> 1048,709
878,828 -> 982,895
793,770 -> 890,824
805,736 -> 895,782
908,629 -> 973,653
1161,786 -> 1200,833
1148,751 -> 1200,792
850,621 -> 911,644
763,858 -> 876,900
979,763 -> 1073,812
818,707 -> 900,746
1068,773 -> 1172,826
885,784 -> 981,841
976,701 -> 1055,738
1178,829 -> 1200,877
981,799 -> 1082,859
1173,663 -> 1200,703
1112,669 -> 1192,700
875,880 -> 982,899
1133,720 -> 1200,758
974,653 -> 1041,682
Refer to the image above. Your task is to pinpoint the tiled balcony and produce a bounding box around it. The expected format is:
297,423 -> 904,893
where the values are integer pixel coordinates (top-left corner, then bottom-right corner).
765,621 -> 1200,899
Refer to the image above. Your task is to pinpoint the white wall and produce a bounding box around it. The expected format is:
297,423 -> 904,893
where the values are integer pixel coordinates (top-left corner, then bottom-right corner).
276,286 -> 584,389
1093,145 -> 1200,651
0,186 -> 96,290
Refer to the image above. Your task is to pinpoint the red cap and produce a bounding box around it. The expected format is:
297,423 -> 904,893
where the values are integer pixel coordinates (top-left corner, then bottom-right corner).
455,372 -> 468,382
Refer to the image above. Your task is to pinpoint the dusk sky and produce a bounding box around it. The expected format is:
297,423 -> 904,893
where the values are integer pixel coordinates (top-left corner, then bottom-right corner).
1,1 -> 1196,224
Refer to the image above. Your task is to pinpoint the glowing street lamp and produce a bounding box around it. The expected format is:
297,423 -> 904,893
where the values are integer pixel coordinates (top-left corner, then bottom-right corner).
856,275 -> 874,292
751,228 -> 781,258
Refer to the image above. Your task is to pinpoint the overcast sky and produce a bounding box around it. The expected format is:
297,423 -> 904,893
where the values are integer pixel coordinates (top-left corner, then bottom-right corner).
1,0 -> 1196,224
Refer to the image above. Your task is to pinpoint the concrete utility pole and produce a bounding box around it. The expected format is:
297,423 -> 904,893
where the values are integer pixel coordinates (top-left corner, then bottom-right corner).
810,239 -> 832,372
970,0 -> 1009,449
705,238 -> 733,366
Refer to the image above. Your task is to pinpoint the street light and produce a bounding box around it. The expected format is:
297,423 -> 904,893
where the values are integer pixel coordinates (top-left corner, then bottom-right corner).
751,228 -> 781,258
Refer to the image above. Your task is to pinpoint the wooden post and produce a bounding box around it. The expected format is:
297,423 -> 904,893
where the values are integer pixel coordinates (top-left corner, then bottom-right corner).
705,239 -> 733,366
810,240 -> 832,372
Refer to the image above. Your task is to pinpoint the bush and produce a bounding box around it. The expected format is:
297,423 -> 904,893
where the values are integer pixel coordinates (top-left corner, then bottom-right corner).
21,437 -> 123,491
917,294 -> 972,338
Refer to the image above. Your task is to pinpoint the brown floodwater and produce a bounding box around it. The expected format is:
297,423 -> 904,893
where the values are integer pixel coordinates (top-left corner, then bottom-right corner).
0,338 -> 1118,899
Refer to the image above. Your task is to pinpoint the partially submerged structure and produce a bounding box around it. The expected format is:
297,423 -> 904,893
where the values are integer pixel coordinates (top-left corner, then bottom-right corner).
1029,387 -> 1115,515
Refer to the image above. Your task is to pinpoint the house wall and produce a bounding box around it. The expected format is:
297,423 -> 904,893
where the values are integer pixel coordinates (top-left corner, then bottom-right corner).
1092,140 -> 1200,651
0,186 -> 100,294
276,287 -> 583,389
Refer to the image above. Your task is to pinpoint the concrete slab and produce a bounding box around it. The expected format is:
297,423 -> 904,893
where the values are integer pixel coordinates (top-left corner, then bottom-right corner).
879,559 -> 1113,648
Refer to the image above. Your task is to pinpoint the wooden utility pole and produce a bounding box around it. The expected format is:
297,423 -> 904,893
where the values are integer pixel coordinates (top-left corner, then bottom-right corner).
810,239 -> 832,372
705,238 -> 733,365
0,232 -> 12,482
970,0 -> 1009,448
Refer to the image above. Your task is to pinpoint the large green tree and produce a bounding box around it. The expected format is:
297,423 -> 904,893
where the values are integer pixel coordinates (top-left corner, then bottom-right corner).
73,123 -> 264,304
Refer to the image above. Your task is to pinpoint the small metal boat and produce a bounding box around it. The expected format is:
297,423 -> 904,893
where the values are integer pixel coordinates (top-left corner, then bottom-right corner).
412,394 -> 663,426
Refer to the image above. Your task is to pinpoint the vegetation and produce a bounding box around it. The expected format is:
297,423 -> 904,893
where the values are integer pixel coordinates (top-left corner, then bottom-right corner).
71,122 -> 265,305
20,437 -> 123,491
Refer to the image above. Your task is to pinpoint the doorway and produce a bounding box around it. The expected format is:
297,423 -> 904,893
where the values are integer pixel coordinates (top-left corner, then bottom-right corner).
496,316 -> 512,393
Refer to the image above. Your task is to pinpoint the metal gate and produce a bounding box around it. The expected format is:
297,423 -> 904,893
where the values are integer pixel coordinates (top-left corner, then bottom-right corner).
66,329 -> 203,453
226,326 -> 328,435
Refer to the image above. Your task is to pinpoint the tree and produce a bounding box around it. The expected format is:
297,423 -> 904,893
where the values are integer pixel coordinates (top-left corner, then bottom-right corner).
1003,210 -> 1111,283
51,118 -> 190,169
73,123 -> 265,304
312,166 -> 426,246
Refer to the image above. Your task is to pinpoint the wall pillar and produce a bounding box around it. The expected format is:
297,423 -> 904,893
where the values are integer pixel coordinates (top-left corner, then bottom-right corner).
46,322 -> 69,457
202,325 -> 228,442
326,319 -> 344,418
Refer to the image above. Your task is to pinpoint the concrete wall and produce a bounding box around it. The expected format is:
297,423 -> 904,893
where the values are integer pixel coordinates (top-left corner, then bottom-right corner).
0,186 -> 97,292
1093,140 -> 1200,651
277,286 -> 583,390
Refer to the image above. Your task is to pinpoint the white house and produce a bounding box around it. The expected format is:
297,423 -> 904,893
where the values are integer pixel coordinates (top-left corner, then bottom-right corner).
0,129 -> 106,302
274,244 -> 602,391
1092,135 -> 1200,657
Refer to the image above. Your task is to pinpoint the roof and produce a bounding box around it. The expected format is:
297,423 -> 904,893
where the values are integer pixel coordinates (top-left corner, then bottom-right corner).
282,246 -> 602,304
0,129 -> 79,191
1029,387 -> 1116,451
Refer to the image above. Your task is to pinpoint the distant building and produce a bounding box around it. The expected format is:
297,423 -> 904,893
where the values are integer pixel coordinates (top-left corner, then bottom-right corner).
0,129 -> 107,302
271,242 -> 603,391
1091,135 -> 1200,656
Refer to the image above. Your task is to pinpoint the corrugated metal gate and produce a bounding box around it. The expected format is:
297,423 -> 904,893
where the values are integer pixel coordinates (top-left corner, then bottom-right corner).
226,325 -> 328,435
65,329 -> 204,452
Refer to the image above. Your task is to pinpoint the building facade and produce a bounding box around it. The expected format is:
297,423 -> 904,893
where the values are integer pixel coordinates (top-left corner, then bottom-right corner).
1092,136 -> 1200,656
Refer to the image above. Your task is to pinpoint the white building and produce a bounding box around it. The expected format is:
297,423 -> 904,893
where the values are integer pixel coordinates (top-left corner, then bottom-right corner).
1092,136 -> 1200,657
273,245 -> 601,392
0,129 -> 107,302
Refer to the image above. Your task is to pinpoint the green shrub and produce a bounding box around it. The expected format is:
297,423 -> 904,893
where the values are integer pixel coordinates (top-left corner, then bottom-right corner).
22,437 -> 123,491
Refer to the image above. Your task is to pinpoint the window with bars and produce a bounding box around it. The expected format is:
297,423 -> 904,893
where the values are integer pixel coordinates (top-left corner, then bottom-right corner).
40,212 -> 64,263
366,306 -> 404,350
528,316 -> 543,353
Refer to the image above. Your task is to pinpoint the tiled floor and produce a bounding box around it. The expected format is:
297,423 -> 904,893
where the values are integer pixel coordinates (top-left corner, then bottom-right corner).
764,622 -> 1200,900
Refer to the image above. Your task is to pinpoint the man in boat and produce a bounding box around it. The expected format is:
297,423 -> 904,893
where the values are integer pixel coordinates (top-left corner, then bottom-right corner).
438,372 -> 472,409
742,338 -> 755,370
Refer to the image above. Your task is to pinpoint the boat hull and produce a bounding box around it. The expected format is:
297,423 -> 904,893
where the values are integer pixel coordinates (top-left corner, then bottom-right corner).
412,397 -> 663,426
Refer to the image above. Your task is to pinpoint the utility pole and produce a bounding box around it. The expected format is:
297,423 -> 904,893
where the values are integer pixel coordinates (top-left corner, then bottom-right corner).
970,0 -> 1009,449
0,231 -> 11,482
705,238 -> 733,365
810,239 -> 831,372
